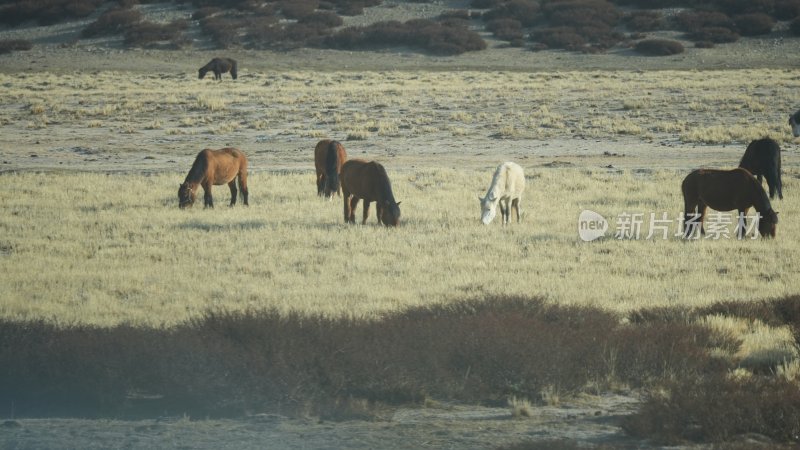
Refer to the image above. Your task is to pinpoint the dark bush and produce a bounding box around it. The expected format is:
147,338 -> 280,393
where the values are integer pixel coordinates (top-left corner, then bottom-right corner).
713,0 -> 775,15
471,0 -> 504,7
439,9 -> 472,20
694,40 -> 715,47
192,6 -> 222,20
281,0 -> 318,19
733,13 -> 774,36
201,16 -> 243,47
543,0 -> 620,27
326,18 -> 486,54
81,7 -> 142,38
530,26 -> 587,51
298,10 -> 343,28
0,0 -> 105,26
483,0 -> 541,27
675,10 -> 734,32
688,26 -> 740,43
791,17 -> 800,35
623,376 -> 800,444
634,39 -> 685,56
124,20 -> 188,48
775,0 -> 800,19
0,39 -> 33,54
624,10 -> 665,32
486,18 -> 525,41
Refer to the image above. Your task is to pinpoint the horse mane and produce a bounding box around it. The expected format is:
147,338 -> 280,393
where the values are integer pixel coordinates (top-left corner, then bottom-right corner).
325,141 -> 341,192
372,162 -> 396,203
184,150 -> 210,185
486,163 -> 510,200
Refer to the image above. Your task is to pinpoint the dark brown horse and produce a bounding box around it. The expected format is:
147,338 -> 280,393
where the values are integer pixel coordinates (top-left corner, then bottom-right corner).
340,159 -> 401,226
314,139 -> 347,199
179,148 -> 248,208
739,138 -> 783,200
199,57 -> 237,81
682,168 -> 777,238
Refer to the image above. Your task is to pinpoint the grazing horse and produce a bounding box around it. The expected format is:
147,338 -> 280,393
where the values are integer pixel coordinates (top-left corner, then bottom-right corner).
314,139 -> 347,199
681,168 -> 777,239
479,162 -> 525,225
198,57 -> 237,81
739,138 -> 783,200
790,109 -> 800,137
340,159 -> 401,226
178,148 -> 248,209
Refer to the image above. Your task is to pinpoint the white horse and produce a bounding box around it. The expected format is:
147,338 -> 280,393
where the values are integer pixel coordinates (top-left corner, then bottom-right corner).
790,109 -> 800,137
479,162 -> 525,225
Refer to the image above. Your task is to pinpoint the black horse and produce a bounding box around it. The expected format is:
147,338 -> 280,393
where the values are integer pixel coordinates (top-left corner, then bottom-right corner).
739,138 -> 783,200
199,57 -> 237,81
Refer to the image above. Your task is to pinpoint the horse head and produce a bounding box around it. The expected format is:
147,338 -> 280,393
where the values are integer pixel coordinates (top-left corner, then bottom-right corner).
758,209 -> 778,238
178,183 -> 196,208
790,111 -> 800,137
380,201 -> 401,227
479,195 -> 498,225
198,68 -> 207,80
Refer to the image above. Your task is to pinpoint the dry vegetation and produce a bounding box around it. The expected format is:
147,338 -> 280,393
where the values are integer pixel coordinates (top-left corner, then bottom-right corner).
1,66 -> 800,447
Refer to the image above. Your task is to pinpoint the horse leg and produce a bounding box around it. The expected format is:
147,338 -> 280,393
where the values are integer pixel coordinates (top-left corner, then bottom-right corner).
736,208 -> 748,239
511,198 -> 521,223
228,180 -> 237,207
343,193 -> 351,223
698,203 -> 707,236
317,173 -> 325,197
683,199 -> 698,238
362,201 -> 371,225
203,182 -> 213,208
499,199 -> 508,225
238,172 -> 248,206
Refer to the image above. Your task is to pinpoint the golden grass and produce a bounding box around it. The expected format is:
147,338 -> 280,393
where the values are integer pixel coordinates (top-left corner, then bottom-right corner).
0,168 -> 796,328
0,69 -> 797,144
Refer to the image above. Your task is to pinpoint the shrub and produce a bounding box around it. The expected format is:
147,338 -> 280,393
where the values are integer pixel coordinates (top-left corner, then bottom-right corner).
326,19 -> 486,55
281,0 -> 318,19
530,26 -> 587,51
623,376 -> 800,444
733,13 -> 774,36
124,20 -> 188,48
543,0 -> 620,27
675,10 -> 734,32
775,0 -> 800,19
192,6 -> 222,20
483,0 -> 541,27
791,17 -> 800,35
624,11 -> 665,32
634,39 -> 685,56
201,16 -> 243,47
439,9 -> 472,20
486,18 -> 525,41
713,0 -> 775,15
688,26 -> 740,43
298,10 -> 343,28
694,40 -> 715,48
0,39 -> 33,54
0,0 -> 105,26
471,0 -> 504,7
81,7 -> 142,38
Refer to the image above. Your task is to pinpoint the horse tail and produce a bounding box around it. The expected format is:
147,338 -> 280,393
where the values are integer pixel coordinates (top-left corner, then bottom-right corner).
325,141 -> 341,196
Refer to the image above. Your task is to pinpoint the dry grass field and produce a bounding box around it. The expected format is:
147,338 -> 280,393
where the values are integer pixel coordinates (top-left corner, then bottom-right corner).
2,56 -> 800,448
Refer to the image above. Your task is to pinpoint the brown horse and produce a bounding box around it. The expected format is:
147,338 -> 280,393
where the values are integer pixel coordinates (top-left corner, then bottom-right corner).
178,148 -> 248,208
682,168 -> 777,238
739,138 -> 783,200
314,139 -> 347,199
340,159 -> 401,226
199,57 -> 237,81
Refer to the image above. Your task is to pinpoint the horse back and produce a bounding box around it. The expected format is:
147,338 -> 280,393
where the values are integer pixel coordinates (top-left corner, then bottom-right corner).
341,159 -> 394,202
191,148 -> 246,185
685,168 -> 765,211
490,162 -> 525,199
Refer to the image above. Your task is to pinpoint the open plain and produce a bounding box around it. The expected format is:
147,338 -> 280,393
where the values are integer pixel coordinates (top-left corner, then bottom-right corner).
2,4 -> 800,448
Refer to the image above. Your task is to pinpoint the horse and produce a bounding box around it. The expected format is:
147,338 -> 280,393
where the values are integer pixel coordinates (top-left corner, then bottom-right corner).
340,159 -> 401,226
198,57 -> 237,81
739,138 -> 783,200
314,139 -> 347,199
178,148 -> 248,209
790,109 -> 800,137
681,168 -> 777,239
479,162 -> 525,225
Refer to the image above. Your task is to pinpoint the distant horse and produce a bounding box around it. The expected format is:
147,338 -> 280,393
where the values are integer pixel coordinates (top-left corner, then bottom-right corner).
790,109 -> 800,137
681,168 -> 777,238
199,57 -> 238,81
340,159 -> 401,226
479,162 -> 525,225
314,139 -> 347,199
739,138 -> 783,200
178,148 -> 248,208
